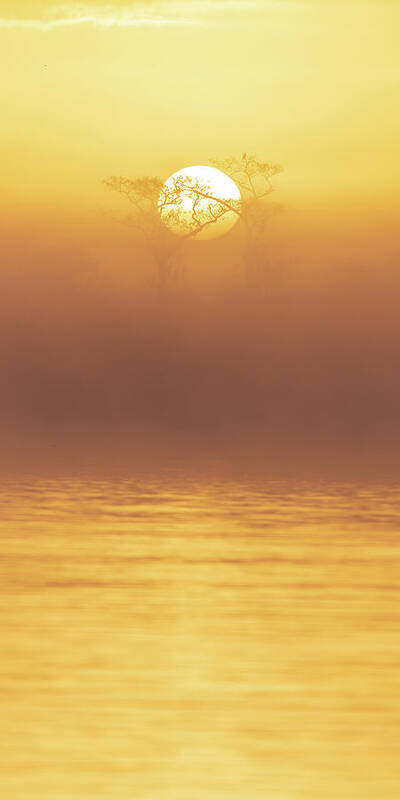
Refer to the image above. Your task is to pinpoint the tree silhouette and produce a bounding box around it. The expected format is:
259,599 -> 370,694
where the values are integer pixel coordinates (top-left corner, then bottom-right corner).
104,154 -> 282,288
158,171 -> 241,239
209,154 -> 283,281
104,175 -> 176,289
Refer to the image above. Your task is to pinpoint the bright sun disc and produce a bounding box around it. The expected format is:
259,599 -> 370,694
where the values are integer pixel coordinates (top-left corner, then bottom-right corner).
158,165 -> 241,240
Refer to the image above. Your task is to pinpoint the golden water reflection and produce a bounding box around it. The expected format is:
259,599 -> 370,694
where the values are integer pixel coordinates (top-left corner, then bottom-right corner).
1,476 -> 399,799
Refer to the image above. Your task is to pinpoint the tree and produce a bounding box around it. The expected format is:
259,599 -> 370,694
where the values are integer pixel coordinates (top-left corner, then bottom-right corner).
104,154 -> 282,288
157,171 -> 241,240
104,175 -> 176,289
209,154 -> 283,282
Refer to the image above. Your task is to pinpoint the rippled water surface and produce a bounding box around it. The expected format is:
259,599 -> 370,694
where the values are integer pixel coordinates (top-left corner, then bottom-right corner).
1,475 -> 399,799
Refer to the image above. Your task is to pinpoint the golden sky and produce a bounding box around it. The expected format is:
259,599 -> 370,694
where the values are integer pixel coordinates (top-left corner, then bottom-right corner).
2,0 -> 400,215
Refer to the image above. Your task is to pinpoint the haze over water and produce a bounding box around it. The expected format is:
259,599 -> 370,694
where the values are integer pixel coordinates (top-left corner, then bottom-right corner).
1,473 -> 399,799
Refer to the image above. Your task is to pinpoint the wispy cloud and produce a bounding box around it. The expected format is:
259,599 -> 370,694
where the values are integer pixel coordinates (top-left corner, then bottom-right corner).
0,7 -> 198,30
0,17 -> 197,30
0,0 -> 298,31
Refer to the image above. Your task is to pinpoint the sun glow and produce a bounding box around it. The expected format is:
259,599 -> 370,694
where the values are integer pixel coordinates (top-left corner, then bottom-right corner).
158,165 -> 241,240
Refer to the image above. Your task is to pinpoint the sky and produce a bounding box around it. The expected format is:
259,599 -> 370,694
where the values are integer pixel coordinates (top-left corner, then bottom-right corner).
2,0 -> 400,210
2,0 -> 400,471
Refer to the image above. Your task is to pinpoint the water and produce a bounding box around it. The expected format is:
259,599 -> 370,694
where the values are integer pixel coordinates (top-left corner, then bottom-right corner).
1,475 -> 399,799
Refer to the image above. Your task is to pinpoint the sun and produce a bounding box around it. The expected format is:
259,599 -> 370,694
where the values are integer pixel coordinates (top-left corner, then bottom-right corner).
158,165 -> 241,240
